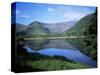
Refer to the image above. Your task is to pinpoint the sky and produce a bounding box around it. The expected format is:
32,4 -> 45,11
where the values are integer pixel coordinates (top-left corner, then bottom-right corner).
11,2 -> 96,25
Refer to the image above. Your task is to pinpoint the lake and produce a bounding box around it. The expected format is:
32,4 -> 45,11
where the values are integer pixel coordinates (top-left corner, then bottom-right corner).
24,39 -> 97,67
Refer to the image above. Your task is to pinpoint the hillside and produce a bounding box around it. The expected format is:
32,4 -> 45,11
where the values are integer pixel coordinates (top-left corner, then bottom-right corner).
65,13 -> 95,36
42,21 -> 77,33
16,20 -> 77,37
23,21 -> 49,37
15,23 -> 27,32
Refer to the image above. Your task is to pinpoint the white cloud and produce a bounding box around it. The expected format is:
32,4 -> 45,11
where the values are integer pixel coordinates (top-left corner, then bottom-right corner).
20,14 -> 31,18
48,8 -> 55,12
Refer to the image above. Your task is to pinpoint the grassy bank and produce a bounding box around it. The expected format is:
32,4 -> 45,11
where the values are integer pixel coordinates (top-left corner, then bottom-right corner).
19,59 -> 89,71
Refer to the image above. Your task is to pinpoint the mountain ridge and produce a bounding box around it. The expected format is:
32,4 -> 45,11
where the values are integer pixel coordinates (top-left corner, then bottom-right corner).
28,20 -> 77,33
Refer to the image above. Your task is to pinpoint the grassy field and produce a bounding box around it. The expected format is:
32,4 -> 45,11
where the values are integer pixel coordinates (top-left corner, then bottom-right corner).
21,59 -> 89,71
17,51 -> 90,72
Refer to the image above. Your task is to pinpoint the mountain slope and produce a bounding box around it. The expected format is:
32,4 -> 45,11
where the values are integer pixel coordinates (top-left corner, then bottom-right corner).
23,21 -> 49,37
16,20 -> 77,37
42,21 -> 77,33
65,13 -> 95,36
15,23 -> 27,32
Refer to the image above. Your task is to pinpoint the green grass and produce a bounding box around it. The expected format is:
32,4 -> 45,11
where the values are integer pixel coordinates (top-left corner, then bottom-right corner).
20,59 -> 89,71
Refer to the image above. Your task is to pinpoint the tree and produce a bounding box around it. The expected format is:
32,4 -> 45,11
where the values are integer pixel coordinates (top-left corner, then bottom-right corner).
84,8 -> 97,60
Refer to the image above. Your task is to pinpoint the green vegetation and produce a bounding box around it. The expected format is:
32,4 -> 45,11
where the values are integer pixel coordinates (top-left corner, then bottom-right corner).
17,52 -> 89,72
15,8 -> 97,72
64,9 -> 97,61
20,59 -> 89,71
64,13 -> 95,36
16,40 -> 89,72
22,21 -> 49,38
25,39 -> 49,50
83,9 -> 97,60
66,38 -> 86,51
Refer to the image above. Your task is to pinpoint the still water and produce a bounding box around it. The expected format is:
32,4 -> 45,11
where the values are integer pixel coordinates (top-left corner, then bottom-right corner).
24,39 -> 97,67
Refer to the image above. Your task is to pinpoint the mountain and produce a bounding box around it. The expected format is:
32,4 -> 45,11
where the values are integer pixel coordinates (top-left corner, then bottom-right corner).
23,21 -> 49,37
16,20 -> 77,37
15,23 -> 27,32
65,13 -> 96,36
41,21 -> 77,33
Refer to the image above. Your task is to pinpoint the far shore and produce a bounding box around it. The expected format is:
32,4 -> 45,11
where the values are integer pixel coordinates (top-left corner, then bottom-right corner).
24,36 -> 85,40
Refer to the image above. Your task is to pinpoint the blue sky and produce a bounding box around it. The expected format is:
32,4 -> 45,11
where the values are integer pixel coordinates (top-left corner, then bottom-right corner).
12,2 -> 96,25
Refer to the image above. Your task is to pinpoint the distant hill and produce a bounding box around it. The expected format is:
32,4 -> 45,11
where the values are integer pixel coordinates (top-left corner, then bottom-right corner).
41,21 -> 77,33
15,20 -> 77,37
64,13 -> 95,36
23,21 -> 49,37
15,23 -> 27,32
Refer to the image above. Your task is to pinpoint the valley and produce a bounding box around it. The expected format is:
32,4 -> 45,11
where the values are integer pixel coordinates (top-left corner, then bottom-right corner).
14,9 -> 97,72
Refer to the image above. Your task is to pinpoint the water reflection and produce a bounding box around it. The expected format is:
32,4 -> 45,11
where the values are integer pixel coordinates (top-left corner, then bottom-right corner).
25,39 -> 77,50
25,39 -> 49,50
24,39 -> 97,67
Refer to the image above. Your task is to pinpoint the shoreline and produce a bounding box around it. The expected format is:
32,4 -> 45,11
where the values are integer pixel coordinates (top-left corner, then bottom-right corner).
24,36 -> 85,40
